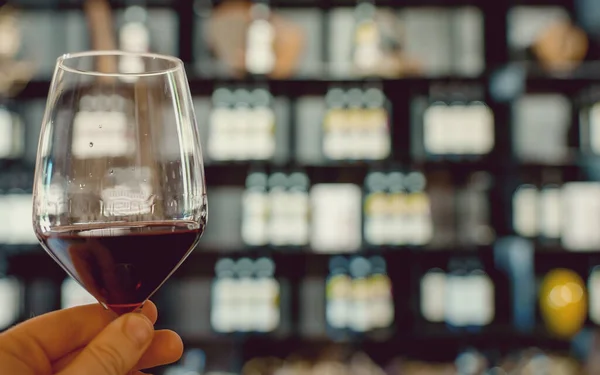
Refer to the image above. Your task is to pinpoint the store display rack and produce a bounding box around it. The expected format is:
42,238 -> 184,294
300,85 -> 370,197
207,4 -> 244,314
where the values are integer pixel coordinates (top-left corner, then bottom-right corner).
4,0 -> 600,372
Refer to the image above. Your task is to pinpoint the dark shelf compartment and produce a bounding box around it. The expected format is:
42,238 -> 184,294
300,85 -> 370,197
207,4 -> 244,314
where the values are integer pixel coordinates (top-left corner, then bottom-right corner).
10,243 -> 594,281
15,75 -> 488,99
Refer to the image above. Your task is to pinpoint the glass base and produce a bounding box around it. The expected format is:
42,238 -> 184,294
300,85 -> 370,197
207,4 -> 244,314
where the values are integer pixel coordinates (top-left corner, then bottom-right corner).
99,301 -> 145,315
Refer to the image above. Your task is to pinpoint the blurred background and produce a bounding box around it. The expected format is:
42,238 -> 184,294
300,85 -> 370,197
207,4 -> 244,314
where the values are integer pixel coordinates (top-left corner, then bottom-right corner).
4,0 -> 600,373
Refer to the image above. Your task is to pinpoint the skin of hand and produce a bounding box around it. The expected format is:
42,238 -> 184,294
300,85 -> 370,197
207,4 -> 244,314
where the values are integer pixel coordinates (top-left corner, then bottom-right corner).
0,301 -> 183,375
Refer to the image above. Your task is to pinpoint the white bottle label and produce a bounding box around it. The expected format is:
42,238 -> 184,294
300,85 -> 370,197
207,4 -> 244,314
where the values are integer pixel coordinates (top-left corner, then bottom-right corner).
445,275 -> 470,327
421,270 -> 446,322
424,104 -> 447,155
540,187 -> 561,239
562,182 -> 600,251
513,186 -> 539,237
208,107 -> 232,161
0,277 -> 20,329
242,191 -> 269,246
0,196 -> 9,243
211,278 -> 236,333
6,194 -> 38,245
469,273 -> 495,326
246,19 -> 276,75
590,103 -> 600,154
0,108 -> 13,159
311,184 -> 362,253
451,105 -> 469,154
589,268 -> 600,324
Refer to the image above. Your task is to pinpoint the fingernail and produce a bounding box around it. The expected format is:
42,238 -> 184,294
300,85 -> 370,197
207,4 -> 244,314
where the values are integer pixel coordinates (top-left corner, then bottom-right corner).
124,314 -> 153,347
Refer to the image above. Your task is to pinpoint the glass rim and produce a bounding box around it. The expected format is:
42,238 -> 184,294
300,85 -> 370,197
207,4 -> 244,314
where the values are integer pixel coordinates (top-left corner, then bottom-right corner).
57,50 -> 184,77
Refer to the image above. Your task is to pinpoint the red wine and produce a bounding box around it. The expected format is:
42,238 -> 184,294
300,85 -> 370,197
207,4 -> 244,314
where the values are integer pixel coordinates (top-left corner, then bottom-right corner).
37,221 -> 203,314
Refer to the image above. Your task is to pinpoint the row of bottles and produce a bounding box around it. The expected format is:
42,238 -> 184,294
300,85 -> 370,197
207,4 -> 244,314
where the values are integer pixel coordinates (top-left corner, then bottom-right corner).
325,255 -> 394,335
242,171 -> 310,247
245,3 -> 276,76
207,87 -> 276,161
322,87 -> 391,161
210,257 -> 281,334
363,170 -> 432,246
420,260 -> 494,329
8,254 -> 600,343
422,100 -> 494,156
240,169 -> 494,251
513,182 -> 600,251
241,172 -> 363,252
241,169 -> 435,250
118,4 -> 151,77
15,91 -> 600,166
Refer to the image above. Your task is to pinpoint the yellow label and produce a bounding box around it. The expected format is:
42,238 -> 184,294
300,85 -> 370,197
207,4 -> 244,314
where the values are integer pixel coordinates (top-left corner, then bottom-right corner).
364,192 -> 389,215
326,274 -> 352,299
355,21 -> 380,44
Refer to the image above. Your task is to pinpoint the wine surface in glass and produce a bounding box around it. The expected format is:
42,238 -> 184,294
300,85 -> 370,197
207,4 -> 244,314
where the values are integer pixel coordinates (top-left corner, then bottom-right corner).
37,220 -> 204,315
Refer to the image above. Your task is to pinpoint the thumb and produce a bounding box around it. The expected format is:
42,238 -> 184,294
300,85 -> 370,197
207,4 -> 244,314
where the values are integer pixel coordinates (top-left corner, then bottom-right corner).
58,313 -> 154,375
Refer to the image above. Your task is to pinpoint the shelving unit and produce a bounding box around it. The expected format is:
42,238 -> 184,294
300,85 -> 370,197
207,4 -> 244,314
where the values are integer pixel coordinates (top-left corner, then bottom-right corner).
5,0 -> 600,373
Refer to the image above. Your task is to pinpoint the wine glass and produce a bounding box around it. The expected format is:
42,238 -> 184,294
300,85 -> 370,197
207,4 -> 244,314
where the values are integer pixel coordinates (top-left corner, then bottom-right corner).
32,51 -> 207,315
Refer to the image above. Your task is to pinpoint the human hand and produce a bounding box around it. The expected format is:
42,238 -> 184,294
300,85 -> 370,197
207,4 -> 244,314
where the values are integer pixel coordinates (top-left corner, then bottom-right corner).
0,301 -> 183,375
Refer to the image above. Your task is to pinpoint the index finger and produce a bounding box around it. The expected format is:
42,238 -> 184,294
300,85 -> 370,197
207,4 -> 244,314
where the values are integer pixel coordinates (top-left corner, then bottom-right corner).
0,301 -> 157,362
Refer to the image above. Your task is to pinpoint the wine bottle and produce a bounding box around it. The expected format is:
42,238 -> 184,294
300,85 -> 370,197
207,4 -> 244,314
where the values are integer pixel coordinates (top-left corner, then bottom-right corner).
467,101 -> 494,155
423,101 -> 449,156
322,89 -> 348,161
512,185 -> 539,238
255,257 -> 280,332
325,256 -> 351,337
119,3 -> 150,78
367,256 -> 394,330
211,258 -> 236,333
208,88 -> 234,161
231,89 -> 252,161
0,105 -> 24,160
346,88 -> 364,160
287,172 -> 310,246
245,2 -> 276,75
386,171 -> 406,246
241,171 -> 269,246
348,256 -> 371,333
420,268 -> 446,323
539,184 -> 562,241
351,2 -> 382,75
250,88 -> 276,160
405,172 -> 432,246
234,257 -> 254,332
363,171 -> 389,246
589,266 -> 600,325
363,88 -> 390,160
267,172 -> 289,246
